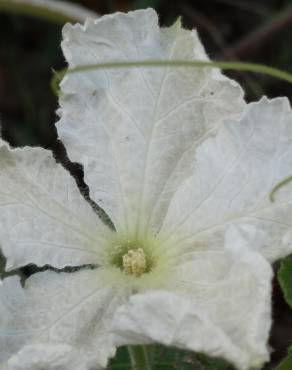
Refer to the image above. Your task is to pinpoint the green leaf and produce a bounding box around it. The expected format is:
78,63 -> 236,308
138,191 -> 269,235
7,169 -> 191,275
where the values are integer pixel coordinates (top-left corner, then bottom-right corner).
151,345 -> 192,369
276,346 -> 292,370
278,257 -> 292,308
107,345 -> 234,370
107,347 -> 130,369
196,353 -> 234,370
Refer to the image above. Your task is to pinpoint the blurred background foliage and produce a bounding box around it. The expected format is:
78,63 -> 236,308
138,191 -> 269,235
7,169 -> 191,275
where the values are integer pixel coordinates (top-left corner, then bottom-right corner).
1,0 -> 292,369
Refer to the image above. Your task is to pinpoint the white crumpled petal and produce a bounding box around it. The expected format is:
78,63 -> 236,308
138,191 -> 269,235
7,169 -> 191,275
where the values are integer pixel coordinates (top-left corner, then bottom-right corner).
161,97 -> 292,262
112,236 -> 273,370
57,8 -> 244,235
0,269 -> 129,369
7,344 -> 102,370
0,140 -> 112,270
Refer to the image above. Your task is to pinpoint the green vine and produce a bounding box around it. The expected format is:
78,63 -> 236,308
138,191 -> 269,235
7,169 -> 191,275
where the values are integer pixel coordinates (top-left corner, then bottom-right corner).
0,0 -> 96,24
51,59 -> 292,96
51,59 -> 292,202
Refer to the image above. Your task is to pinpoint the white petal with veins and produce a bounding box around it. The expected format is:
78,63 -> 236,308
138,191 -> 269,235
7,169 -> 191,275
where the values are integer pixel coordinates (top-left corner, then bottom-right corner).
0,141 -> 112,270
7,344 -> 102,370
161,97 -> 292,262
112,237 -> 272,370
57,8 -> 244,235
0,270 -> 129,368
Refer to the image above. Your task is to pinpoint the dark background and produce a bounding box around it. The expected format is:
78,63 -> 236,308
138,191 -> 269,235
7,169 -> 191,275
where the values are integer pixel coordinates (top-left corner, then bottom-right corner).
1,0 -> 292,369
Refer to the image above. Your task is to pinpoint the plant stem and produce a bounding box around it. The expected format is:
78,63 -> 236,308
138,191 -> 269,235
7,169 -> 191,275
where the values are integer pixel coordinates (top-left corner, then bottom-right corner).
51,59 -> 292,96
128,346 -> 151,370
0,0 -> 97,24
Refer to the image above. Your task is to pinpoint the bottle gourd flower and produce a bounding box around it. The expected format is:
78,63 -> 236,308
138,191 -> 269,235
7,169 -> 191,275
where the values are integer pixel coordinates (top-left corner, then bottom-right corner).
1,8 -> 292,370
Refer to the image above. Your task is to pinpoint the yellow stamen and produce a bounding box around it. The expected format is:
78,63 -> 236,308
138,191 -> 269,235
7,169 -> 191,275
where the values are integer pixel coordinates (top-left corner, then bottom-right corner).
122,248 -> 146,277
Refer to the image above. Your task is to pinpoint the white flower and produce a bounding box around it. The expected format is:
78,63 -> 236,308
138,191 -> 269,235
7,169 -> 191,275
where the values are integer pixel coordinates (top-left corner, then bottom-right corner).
1,8 -> 292,370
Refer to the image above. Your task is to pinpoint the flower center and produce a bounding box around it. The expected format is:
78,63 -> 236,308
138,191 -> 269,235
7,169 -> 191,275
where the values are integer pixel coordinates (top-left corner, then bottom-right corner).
108,238 -> 155,277
122,248 -> 146,277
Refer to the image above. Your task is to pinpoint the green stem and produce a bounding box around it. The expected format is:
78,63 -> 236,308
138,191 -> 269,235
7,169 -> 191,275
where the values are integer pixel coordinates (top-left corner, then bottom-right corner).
51,59 -> 292,96
128,346 -> 151,370
0,0 -> 96,24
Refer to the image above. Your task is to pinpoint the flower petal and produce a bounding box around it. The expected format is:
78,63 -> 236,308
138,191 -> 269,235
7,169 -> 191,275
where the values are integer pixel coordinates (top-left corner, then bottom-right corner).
112,241 -> 272,370
56,8 -> 244,235
7,344 -> 103,370
0,141 -> 112,270
161,97 -> 292,262
0,269 -> 129,368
